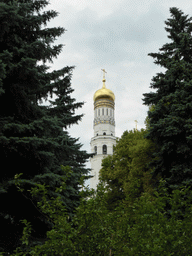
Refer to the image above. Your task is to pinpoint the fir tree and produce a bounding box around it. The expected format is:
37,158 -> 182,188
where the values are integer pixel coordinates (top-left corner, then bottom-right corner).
143,7 -> 192,190
0,0 -> 90,253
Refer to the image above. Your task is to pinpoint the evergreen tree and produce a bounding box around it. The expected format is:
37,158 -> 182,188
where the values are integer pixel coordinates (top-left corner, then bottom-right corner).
0,0 -> 90,253
143,8 -> 192,190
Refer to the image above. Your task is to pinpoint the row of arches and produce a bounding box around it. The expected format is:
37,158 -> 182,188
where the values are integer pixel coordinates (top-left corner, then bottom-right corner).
94,145 -> 107,155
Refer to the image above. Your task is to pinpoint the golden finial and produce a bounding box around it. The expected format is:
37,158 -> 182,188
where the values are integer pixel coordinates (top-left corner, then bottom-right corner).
101,69 -> 107,88
135,120 -> 138,131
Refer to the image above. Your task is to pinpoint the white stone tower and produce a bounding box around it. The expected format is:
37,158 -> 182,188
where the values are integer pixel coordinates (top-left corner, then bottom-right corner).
90,69 -> 116,190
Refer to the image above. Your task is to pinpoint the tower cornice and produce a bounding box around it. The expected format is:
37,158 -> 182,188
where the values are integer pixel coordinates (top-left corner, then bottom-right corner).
94,98 -> 115,109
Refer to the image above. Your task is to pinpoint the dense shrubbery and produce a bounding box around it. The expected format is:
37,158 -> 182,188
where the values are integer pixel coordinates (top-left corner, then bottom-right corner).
4,178 -> 192,256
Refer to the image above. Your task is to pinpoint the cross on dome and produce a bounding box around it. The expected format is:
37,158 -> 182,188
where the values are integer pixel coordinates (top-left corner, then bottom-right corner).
101,69 -> 107,80
93,69 -> 115,102
101,69 -> 107,88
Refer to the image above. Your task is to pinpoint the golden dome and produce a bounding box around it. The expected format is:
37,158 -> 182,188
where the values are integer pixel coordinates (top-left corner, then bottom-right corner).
93,79 -> 115,102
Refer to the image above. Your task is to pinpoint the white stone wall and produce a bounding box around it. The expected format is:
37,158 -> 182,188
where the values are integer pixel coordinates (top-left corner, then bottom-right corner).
90,155 -> 103,190
90,135 -> 116,190
91,135 -> 116,155
94,123 -> 115,137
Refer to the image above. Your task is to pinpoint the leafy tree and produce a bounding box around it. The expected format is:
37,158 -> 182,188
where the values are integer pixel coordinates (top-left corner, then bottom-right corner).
0,0 -> 90,253
7,176 -> 192,256
8,178 -> 114,256
143,7 -> 192,190
111,184 -> 192,256
99,129 -> 155,209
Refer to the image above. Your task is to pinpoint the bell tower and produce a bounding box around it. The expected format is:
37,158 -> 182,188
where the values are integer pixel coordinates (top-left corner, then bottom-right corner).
90,70 -> 116,190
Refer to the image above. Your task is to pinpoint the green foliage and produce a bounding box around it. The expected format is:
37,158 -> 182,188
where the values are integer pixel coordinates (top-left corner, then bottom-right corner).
4,179 -> 192,256
7,178 -> 112,256
144,105 -> 155,130
99,129 -> 155,209
0,0 -> 90,253
113,187 -> 192,255
143,7 -> 192,190
11,173 -> 76,256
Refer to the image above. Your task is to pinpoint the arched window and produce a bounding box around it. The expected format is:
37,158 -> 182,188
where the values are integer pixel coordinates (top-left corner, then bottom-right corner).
102,108 -> 104,115
103,145 -> 107,155
98,109 -> 100,116
106,109 -> 108,115
103,132 -> 106,135
94,146 -> 97,154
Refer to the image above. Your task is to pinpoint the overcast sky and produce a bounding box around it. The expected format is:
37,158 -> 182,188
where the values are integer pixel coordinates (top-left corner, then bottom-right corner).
45,0 -> 192,167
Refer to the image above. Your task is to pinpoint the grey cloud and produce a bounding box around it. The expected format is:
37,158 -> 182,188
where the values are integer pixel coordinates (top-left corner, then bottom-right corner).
65,3 -> 167,66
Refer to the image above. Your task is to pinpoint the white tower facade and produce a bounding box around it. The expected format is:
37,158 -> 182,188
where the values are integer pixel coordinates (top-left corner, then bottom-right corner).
90,70 -> 116,190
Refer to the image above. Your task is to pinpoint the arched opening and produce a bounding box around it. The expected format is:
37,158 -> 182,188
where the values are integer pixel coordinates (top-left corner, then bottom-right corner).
94,146 -> 97,154
103,132 -> 106,135
103,145 -> 107,155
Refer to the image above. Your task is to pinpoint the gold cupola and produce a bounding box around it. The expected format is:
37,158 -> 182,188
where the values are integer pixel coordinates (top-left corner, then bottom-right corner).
93,70 -> 115,102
